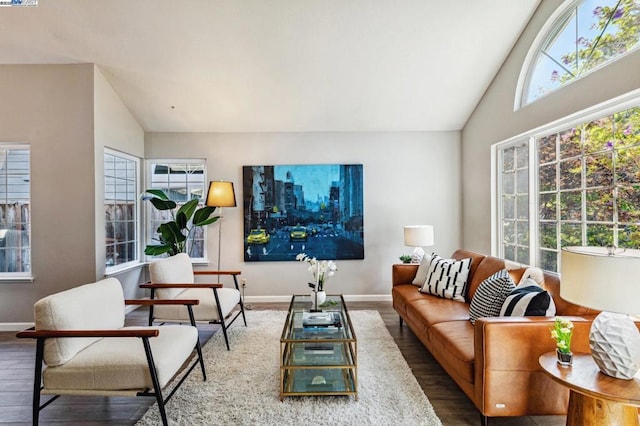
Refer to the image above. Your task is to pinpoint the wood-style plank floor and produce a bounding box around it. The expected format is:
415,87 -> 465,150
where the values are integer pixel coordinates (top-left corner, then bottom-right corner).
0,302 -> 565,425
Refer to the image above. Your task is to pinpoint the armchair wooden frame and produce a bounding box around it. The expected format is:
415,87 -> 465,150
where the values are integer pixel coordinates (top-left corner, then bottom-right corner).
141,270 -> 247,350
16,299 -> 206,426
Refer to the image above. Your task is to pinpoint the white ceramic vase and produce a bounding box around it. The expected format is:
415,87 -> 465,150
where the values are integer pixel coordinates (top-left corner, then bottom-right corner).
311,290 -> 327,309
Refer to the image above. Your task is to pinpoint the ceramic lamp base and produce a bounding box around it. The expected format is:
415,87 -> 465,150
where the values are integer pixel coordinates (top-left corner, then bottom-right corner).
411,247 -> 425,263
589,311 -> 640,380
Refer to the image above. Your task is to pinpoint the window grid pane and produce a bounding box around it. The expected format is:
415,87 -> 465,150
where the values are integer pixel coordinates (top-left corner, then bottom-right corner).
499,142 -> 530,264
522,0 -> 640,106
530,106 -> 640,272
0,146 -> 31,273
146,161 -> 206,259
105,151 -> 139,268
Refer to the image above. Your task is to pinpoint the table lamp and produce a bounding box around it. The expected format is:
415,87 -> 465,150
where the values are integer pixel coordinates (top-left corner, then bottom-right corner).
560,246 -> 640,379
205,180 -> 237,270
403,225 -> 434,263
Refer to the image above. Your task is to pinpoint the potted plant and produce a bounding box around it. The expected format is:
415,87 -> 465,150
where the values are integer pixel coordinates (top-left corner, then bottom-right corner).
551,317 -> 574,366
399,255 -> 412,264
143,189 -> 220,256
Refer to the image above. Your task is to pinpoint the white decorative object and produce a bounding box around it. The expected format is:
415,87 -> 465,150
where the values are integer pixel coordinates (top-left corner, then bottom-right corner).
589,312 -> 640,379
403,225 -> 434,263
316,291 -> 326,306
561,246 -> 640,380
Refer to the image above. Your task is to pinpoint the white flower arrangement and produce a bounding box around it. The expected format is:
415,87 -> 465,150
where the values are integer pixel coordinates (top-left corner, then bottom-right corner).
296,253 -> 337,292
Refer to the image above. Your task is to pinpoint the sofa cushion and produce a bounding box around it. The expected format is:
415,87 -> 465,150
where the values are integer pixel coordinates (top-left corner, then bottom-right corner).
149,253 -> 195,300
42,325 -> 198,391
406,295 -> 471,333
392,284 -> 430,316
419,255 -> 471,302
428,321 -> 475,384
35,278 -> 125,367
500,278 -> 556,317
469,269 -> 515,325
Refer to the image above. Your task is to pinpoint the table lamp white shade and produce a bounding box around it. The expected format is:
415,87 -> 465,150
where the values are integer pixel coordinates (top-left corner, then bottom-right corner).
404,225 -> 434,263
561,246 -> 640,379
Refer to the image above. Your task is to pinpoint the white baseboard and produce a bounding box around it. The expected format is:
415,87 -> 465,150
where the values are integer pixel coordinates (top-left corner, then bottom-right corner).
243,294 -> 392,304
0,322 -> 33,332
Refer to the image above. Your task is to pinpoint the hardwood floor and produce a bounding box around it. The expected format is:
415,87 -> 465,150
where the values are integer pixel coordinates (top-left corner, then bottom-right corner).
0,302 -> 565,425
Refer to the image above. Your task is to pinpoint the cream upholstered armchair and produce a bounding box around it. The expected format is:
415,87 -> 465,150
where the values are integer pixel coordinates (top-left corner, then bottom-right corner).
16,277 -> 205,426
143,253 -> 247,350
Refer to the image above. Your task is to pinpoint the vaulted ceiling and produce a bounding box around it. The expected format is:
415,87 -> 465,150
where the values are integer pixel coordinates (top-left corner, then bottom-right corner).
0,0 -> 541,132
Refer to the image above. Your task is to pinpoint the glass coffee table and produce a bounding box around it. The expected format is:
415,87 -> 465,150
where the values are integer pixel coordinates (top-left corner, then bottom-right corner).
279,294 -> 358,401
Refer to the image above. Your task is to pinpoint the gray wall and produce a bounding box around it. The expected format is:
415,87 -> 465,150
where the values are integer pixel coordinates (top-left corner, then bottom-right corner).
145,131 -> 462,299
0,64 -> 145,325
93,66 -> 146,301
0,64 -> 96,324
462,0 -> 640,253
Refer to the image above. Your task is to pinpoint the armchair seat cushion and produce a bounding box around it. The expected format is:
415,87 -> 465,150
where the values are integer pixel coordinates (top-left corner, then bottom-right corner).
154,287 -> 241,322
43,325 -> 198,391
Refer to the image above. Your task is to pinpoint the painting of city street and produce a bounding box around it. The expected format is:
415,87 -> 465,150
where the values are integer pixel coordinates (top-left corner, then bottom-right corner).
242,164 -> 364,262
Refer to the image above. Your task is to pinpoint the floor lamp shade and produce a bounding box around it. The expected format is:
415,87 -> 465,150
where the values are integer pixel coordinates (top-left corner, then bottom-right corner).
403,225 -> 434,263
205,181 -> 237,207
561,246 -> 640,379
205,180 -> 236,271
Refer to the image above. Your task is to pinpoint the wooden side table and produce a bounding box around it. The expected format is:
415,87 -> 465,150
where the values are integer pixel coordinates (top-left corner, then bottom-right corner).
539,352 -> 640,425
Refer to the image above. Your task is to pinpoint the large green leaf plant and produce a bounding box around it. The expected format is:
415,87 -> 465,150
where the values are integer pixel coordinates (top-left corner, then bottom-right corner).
144,189 -> 220,256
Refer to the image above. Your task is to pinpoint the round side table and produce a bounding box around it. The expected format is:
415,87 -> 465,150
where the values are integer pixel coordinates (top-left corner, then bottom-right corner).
539,352 -> 640,426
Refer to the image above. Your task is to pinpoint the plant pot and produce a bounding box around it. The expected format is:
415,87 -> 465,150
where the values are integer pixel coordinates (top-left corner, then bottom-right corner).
557,349 -> 573,366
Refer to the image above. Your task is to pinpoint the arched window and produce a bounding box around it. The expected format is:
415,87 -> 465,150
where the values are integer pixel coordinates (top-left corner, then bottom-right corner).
517,0 -> 640,108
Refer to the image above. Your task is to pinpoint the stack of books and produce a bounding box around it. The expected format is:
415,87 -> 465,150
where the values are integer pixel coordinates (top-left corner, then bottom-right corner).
302,311 -> 342,328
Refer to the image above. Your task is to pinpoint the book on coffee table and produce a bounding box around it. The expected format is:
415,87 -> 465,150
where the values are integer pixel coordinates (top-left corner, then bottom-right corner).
302,311 -> 341,328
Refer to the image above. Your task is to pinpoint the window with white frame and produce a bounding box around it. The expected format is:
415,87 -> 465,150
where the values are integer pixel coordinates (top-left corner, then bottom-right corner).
145,160 -> 207,259
495,103 -> 640,272
497,141 -> 530,265
0,144 -> 31,275
519,0 -> 640,107
104,149 -> 139,270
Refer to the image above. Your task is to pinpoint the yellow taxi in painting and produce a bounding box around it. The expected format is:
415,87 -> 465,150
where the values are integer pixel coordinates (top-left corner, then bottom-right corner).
247,228 -> 270,244
289,225 -> 307,242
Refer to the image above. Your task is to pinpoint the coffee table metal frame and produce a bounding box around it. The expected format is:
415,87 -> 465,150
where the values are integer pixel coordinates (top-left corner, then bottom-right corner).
279,294 -> 358,401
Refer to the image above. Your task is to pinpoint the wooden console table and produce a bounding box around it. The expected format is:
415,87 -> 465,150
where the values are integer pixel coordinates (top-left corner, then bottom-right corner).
539,352 -> 640,425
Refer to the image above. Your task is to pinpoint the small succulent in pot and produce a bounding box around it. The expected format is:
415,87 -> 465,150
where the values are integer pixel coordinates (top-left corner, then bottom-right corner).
399,255 -> 413,264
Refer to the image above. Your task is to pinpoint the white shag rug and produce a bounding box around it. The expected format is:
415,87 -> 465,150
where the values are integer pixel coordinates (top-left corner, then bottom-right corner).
136,310 -> 442,426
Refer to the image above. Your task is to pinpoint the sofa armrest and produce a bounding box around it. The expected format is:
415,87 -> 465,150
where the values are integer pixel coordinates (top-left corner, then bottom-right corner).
392,264 -> 418,286
474,316 -> 593,371
193,270 -> 241,276
16,327 -> 160,339
125,298 -> 200,306
473,316 -> 593,415
140,283 -> 223,289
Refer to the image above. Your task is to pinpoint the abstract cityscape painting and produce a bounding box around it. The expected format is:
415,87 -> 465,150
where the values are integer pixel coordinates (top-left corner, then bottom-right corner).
242,164 -> 364,262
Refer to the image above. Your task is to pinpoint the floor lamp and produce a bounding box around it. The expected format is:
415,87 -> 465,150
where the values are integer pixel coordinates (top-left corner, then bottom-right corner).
205,180 -> 237,271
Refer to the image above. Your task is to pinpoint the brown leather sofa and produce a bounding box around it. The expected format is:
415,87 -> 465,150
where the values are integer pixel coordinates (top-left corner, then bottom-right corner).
392,249 -> 598,424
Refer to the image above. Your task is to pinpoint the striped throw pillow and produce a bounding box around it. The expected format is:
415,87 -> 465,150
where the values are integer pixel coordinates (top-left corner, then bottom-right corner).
500,278 -> 556,317
469,269 -> 516,324
419,255 -> 472,302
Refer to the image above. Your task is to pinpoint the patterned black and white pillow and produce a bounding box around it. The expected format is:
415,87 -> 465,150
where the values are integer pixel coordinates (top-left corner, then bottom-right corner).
419,255 -> 472,302
500,278 -> 556,317
469,269 -> 516,324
